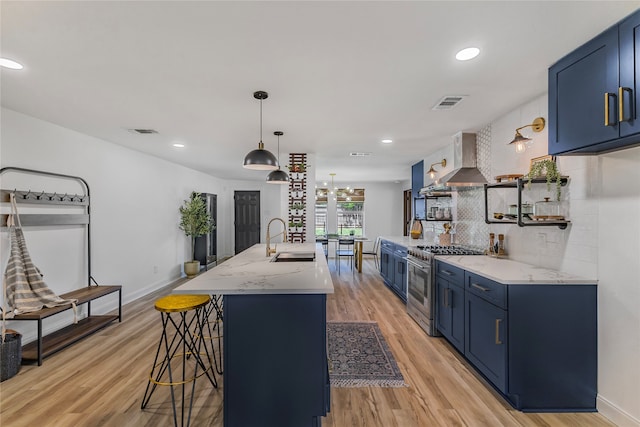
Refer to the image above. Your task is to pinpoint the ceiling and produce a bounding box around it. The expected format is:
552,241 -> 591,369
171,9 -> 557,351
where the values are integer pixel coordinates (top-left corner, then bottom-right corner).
1,2 -> 637,184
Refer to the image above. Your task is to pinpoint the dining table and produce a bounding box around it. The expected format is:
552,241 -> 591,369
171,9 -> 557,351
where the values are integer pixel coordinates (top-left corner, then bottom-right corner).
318,235 -> 369,273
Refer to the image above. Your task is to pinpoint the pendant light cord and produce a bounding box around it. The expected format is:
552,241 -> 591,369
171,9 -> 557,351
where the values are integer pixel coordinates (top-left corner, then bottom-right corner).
259,98 -> 263,144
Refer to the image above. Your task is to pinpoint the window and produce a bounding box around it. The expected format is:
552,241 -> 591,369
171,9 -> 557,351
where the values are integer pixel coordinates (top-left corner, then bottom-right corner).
336,201 -> 364,236
315,201 -> 327,236
315,187 -> 365,236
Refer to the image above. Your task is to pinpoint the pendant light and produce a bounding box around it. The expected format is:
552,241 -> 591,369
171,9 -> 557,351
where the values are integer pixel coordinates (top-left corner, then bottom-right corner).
266,131 -> 290,184
243,91 -> 278,170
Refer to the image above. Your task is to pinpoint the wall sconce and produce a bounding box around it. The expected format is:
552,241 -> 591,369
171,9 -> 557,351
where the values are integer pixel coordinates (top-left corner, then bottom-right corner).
427,159 -> 447,179
508,117 -> 546,153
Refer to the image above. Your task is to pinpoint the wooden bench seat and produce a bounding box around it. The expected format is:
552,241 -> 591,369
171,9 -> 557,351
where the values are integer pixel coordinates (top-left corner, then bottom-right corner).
12,285 -> 122,365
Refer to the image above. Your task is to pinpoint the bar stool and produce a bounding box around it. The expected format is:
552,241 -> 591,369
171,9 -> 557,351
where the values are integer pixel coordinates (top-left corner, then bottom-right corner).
201,294 -> 223,375
141,294 -> 217,427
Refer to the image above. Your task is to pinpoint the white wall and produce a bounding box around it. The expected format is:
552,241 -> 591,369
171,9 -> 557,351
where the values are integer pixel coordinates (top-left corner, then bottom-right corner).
596,147 -> 640,426
0,107 -> 283,341
361,181 -> 405,243
484,96 -> 639,426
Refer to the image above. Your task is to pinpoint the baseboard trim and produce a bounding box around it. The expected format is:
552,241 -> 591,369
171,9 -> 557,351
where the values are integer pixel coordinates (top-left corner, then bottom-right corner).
598,395 -> 640,427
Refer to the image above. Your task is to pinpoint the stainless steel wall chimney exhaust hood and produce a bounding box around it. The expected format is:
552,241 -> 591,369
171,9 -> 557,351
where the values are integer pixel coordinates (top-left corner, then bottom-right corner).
420,132 -> 487,194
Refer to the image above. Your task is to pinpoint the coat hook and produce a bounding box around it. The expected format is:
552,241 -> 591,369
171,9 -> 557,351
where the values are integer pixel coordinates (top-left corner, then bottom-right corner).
50,192 -> 57,201
24,190 -> 32,200
37,191 -> 46,200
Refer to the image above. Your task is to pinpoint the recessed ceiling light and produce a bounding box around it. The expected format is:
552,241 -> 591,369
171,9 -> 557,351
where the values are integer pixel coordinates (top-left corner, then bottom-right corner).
455,47 -> 480,61
0,58 -> 24,70
381,139 -> 393,144
172,143 -> 185,148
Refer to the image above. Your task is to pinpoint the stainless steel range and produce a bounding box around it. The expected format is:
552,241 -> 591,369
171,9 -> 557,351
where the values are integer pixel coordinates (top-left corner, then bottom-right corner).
406,245 -> 483,336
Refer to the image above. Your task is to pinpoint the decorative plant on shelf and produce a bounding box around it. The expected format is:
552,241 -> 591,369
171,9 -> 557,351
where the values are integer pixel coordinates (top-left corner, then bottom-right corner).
526,157 -> 563,201
289,220 -> 303,230
286,163 -> 307,173
290,202 -> 305,211
179,191 -> 215,278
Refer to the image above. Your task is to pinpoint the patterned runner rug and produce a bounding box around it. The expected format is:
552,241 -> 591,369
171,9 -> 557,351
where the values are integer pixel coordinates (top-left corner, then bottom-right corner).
327,321 -> 407,388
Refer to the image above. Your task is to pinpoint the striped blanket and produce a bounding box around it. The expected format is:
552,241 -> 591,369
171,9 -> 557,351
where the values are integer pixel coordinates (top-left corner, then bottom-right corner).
3,195 -> 77,318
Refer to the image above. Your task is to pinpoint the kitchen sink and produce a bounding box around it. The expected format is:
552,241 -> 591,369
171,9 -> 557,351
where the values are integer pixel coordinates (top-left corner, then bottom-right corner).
271,252 -> 316,262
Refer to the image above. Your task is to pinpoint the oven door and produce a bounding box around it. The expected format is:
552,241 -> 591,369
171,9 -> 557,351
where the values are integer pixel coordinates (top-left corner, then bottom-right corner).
407,258 -> 429,302
407,257 -> 437,335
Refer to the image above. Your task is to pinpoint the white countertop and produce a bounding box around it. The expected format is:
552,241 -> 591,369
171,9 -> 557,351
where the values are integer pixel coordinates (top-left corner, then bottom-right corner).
380,236 -> 432,248
436,255 -> 598,285
173,243 -> 334,295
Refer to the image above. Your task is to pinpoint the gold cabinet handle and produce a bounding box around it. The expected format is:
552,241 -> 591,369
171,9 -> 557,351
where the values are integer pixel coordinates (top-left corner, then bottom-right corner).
495,319 -> 503,345
605,92 -> 617,126
471,283 -> 490,292
619,87 -> 632,122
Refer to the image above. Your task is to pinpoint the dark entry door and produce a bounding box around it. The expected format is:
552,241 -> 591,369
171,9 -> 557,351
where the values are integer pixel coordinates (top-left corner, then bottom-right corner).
234,191 -> 260,254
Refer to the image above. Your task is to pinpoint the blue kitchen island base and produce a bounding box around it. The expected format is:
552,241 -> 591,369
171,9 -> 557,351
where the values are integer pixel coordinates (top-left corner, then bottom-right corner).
223,293 -> 330,427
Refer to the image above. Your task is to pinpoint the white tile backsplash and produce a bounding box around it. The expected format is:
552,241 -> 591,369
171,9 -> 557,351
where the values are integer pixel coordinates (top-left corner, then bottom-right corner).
475,94 -> 600,274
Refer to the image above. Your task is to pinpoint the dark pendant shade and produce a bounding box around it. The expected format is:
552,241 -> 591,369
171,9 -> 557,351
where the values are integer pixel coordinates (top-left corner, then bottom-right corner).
243,91 -> 278,170
265,130 -> 288,183
243,142 -> 278,170
266,168 -> 289,184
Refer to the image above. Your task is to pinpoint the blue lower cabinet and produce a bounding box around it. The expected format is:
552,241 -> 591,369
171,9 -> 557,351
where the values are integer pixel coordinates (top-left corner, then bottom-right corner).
436,276 -> 465,354
465,292 -> 508,393
380,246 -> 394,286
506,285 -> 597,411
435,260 -> 597,412
224,293 -> 329,427
379,241 -> 407,302
393,247 -> 408,302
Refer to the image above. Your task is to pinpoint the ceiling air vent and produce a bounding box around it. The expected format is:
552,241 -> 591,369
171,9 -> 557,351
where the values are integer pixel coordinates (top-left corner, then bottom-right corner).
349,152 -> 372,157
128,128 -> 158,134
432,95 -> 467,110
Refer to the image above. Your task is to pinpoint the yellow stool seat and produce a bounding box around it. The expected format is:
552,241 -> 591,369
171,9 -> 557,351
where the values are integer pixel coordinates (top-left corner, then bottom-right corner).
154,294 -> 210,312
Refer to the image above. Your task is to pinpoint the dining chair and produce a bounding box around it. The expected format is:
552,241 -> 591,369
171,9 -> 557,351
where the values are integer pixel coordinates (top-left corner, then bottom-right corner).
316,236 -> 329,259
361,236 -> 381,270
336,238 -> 355,274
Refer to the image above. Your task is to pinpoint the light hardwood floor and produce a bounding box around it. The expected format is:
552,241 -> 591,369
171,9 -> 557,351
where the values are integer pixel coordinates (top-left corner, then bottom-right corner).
0,258 -> 614,427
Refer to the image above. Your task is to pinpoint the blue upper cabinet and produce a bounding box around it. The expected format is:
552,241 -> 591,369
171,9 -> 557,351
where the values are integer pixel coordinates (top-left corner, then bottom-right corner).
549,9 -> 640,155
620,11 -> 640,137
411,160 -> 425,220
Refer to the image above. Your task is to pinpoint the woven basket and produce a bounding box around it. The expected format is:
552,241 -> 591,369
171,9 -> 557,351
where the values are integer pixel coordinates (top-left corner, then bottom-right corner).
1,331 -> 22,382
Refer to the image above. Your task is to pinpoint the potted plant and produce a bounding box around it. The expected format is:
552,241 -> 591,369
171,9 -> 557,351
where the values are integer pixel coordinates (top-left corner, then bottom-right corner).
287,163 -> 307,173
290,202 -> 305,213
526,157 -> 563,201
289,220 -> 303,231
179,191 -> 215,278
